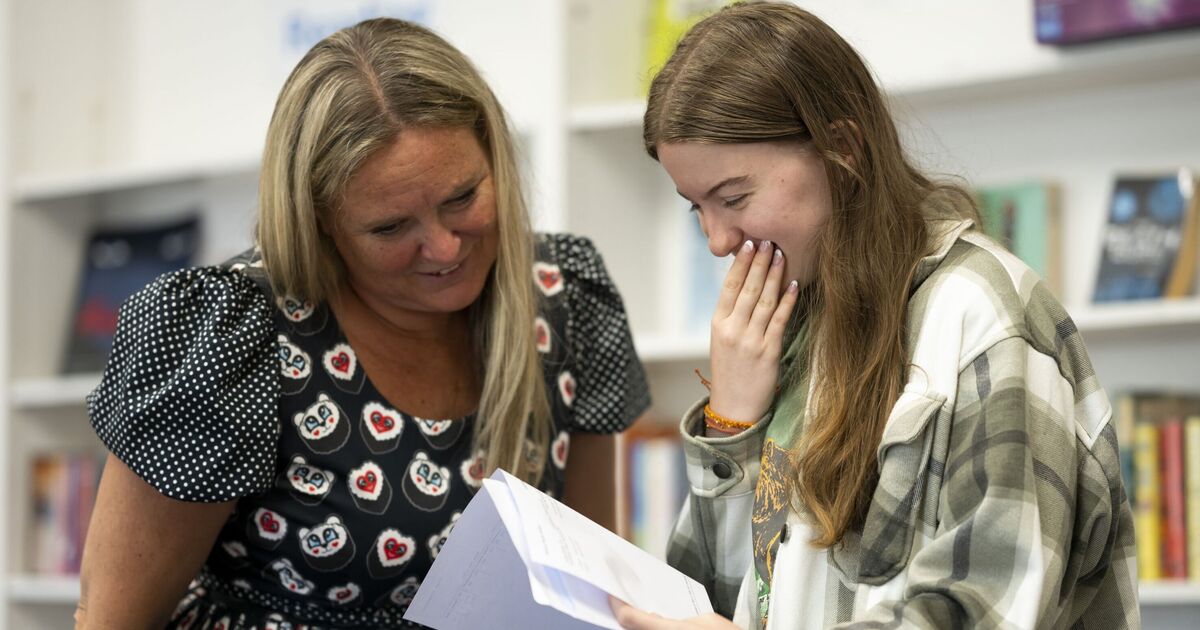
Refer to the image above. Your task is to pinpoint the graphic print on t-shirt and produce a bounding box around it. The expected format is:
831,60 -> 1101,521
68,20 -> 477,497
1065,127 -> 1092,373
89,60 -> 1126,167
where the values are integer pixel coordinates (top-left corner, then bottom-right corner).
323,342 -> 365,394
285,455 -> 336,506
360,400 -> 404,454
427,512 -> 460,560
414,417 -> 465,450
248,507 -> 289,549
327,581 -> 362,607
292,392 -> 350,454
266,557 -> 315,596
401,451 -> 452,512
277,334 -> 312,395
297,514 -> 356,572
533,261 -> 565,297
367,528 -> 417,579
348,460 -> 391,514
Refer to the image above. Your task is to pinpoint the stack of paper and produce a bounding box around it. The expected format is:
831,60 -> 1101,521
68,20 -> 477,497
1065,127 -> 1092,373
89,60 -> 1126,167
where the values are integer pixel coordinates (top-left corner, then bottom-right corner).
404,470 -> 712,629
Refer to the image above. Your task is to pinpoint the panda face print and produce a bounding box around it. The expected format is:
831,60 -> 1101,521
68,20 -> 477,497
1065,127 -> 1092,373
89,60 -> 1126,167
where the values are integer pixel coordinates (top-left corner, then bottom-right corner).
428,512 -> 461,560
286,455 -> 335,505
267,558 -> 314,595
292,393 -> 350,454
296,514 -> 356,572
277,295 -> 315,322
401,451 -> 452,512
299,515 -> 351,559
277,335 -> 311,380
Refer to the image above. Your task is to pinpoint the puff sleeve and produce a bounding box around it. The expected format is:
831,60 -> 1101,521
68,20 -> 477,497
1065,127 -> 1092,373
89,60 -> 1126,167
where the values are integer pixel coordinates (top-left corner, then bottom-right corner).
86,267 -> 280,502
540,234 -> 651,433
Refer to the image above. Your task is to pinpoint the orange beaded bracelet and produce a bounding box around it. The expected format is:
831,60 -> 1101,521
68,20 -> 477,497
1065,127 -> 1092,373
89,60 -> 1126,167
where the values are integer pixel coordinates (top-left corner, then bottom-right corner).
703,403 -> 755,433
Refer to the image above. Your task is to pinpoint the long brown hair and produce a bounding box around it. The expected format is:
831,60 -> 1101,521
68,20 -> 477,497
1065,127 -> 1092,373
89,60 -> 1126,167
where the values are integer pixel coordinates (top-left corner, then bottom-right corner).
256,18 -> 551,482
644,2 -> 973,546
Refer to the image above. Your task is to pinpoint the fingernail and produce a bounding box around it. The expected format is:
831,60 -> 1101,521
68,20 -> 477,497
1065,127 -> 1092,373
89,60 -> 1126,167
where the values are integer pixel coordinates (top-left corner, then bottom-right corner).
772,249 -> 783,266
742,240 -> 754,253
787,280 -> 799,294
759,240 -> 771,253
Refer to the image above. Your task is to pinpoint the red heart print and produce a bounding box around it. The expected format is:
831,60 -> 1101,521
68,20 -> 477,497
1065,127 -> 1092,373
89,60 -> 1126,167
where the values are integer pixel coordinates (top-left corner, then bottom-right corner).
536,326 -> 548,345
468,459 -> 484,480
335,588 -> 354,601
383,538 -> 408,560
370,411 -> 395,433
564,380 -> 575,398
260,512 -> 280,533
537,270 -> 560,290
556,440 -> 568,462
331,352 -> 351,373
357,471 -> 378,494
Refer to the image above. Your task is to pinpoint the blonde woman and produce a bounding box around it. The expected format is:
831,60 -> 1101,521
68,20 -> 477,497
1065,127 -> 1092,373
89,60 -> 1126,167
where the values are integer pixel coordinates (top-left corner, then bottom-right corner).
77,18 -> 648,629
612,3 -> 1136,629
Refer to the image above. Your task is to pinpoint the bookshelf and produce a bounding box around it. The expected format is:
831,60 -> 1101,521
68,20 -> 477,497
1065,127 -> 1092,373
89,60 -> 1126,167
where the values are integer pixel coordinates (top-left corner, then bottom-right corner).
1,1 -> 1198,628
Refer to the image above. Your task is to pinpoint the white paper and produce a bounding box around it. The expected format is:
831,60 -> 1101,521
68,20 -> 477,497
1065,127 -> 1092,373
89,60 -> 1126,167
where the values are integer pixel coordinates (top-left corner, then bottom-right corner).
404,470 -> 712,630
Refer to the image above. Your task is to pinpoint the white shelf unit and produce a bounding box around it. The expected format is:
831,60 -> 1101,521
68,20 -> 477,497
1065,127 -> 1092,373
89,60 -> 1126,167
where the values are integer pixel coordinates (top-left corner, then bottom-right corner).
2,1 -> 1199,628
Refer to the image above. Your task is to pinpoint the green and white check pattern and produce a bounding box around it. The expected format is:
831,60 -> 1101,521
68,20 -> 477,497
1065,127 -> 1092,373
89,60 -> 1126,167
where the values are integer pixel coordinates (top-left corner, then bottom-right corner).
667,220 -> 1139,629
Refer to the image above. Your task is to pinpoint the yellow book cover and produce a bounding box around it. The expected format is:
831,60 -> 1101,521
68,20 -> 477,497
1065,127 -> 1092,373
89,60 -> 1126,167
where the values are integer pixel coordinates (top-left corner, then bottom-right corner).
1185,416 -> 1200,581
642,0 -> 730,93
1133,422 -> 1162,580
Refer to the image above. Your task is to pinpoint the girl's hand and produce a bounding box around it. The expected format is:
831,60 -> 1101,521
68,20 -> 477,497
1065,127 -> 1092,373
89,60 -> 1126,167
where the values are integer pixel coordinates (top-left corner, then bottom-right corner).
708,240 -> 798,425
610,596 -> 740,630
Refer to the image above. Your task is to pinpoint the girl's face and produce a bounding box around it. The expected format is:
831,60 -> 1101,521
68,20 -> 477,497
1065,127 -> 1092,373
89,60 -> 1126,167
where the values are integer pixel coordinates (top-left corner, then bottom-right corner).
657,140 -> 833,289
331,126 -> 499,318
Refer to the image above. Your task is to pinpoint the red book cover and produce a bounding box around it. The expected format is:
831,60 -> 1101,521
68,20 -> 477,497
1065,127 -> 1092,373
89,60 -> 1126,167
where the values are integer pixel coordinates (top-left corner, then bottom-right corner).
1160,418 -> 1188,579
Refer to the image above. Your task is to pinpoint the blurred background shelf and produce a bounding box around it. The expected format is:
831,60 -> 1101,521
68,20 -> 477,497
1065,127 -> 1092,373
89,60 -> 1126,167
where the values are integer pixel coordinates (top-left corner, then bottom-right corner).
10,375 -> 100,410
6,576 -> 79,605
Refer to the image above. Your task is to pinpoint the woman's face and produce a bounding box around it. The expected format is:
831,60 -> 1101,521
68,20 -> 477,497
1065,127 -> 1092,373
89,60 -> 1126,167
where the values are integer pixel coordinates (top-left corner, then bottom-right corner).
657,140 -> 833,288
331,126 -> 499,317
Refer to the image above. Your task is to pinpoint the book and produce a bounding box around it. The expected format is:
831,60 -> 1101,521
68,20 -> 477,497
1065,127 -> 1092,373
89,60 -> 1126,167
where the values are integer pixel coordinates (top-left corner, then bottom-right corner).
976,180 -> 1060,294
1185,416 -> 1200,581
1035,0 -> 1200,45
685,213 -> 731,335
404,470 -> 711,629
30,452 -> 101,575
1093,170 -> 1198,303
1159,418 -> 1187,579
1132,422 -> 1162,580
624,421 -> 687,559
63,215 -> 201,373
643,0 -> 731,93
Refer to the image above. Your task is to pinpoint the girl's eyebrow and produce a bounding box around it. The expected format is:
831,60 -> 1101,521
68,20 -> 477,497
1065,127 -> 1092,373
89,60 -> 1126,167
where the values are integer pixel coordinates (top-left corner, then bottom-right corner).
677,175 -> 751,202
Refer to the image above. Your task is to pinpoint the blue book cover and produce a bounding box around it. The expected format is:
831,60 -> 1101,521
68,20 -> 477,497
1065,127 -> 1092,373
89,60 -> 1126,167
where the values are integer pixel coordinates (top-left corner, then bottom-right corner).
63,214 -> 201,373
1093,173 -> 1194,303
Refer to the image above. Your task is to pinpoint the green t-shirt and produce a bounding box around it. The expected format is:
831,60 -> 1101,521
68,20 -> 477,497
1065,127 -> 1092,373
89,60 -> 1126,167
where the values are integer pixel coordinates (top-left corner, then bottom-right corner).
752,319 -> 810,626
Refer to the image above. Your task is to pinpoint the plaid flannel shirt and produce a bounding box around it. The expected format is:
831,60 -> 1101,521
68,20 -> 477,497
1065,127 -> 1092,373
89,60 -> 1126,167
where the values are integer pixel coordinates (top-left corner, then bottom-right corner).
667,220 -> 1139,629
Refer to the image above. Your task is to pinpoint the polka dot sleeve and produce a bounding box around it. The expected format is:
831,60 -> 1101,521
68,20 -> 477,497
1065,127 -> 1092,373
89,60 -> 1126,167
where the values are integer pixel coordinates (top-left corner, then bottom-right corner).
86,267 -> 280,502
543,234 -> 651,434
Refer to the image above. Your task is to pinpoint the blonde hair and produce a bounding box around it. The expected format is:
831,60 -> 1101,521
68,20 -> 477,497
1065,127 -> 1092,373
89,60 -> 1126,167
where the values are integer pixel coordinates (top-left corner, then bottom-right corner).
645,2 -> 974,546
257,18 -> 550,481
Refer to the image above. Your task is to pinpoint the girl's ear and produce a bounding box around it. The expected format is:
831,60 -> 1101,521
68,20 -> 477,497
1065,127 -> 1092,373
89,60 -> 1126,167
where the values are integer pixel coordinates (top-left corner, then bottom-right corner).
829,119 -> 865,168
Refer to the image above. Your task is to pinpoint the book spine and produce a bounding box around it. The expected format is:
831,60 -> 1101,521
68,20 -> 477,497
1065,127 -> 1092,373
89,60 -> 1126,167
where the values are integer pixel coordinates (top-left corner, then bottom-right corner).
1160,419 -> 1187,579
1186,416 -> 1200,581
1133,423 -> 1162,580
1115,394 -> 1137,507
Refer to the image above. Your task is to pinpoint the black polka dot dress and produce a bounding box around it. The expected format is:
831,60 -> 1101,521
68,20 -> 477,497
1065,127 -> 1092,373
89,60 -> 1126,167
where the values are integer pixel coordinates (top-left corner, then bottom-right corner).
87,233 -> 650,629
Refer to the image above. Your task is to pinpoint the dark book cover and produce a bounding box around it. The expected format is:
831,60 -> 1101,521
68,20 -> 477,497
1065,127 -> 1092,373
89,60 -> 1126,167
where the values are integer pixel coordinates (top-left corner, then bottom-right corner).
1035,0 -> 1200,45
1092,172 -> 1194,303
62,214 -> 201,373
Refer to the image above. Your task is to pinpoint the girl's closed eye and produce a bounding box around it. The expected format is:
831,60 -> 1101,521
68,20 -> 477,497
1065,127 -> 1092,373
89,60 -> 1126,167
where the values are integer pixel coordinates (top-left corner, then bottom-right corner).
722,194 -> 748,208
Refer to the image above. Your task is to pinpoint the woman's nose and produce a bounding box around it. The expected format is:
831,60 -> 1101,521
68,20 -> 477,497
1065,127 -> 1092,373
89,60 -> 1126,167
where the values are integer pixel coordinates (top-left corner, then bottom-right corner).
420,221 -> 461,263
702,214 -> 743,257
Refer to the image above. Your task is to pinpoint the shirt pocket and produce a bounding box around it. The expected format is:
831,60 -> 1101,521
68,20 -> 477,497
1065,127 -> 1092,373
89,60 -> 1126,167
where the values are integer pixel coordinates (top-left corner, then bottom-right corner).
829,391 -> 946,586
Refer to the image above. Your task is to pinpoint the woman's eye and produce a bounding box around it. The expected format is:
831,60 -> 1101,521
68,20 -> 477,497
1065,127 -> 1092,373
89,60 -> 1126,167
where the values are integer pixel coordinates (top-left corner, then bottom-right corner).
447,187 -> 477,207
722,195 -> 747,208
371,221 -> 409,236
